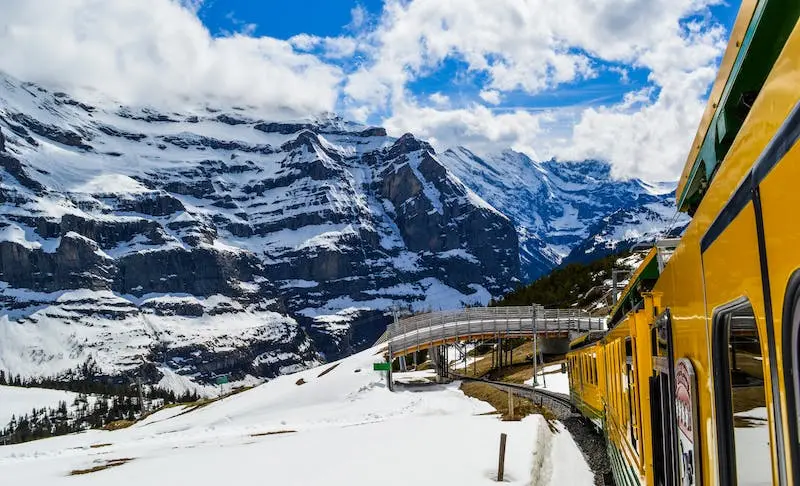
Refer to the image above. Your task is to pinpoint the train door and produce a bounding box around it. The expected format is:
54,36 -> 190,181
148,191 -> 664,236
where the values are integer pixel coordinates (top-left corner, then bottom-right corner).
783,276 -> 800,485
650,309 -> 678,486
755,99 -> 800,485
701,173 -> 784,485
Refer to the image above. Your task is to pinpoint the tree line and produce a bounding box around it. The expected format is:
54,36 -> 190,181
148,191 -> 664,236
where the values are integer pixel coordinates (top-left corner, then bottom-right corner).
0,359 -> 201,446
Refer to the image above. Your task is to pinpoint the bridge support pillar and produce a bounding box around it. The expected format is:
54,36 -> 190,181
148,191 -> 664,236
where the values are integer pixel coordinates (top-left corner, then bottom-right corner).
537,337 -> 570,355
399,355 -> 407,372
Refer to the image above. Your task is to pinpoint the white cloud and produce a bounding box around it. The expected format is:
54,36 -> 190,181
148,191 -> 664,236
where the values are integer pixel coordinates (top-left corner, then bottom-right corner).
384,102 -> 546,159
349,5 -> 368,31
0,0 -> 343,118
429,92 -> 450,107
346,0 -> 726,181
479,90 -> 502,105
289,34 -> 358,60
0,0 -> 729,181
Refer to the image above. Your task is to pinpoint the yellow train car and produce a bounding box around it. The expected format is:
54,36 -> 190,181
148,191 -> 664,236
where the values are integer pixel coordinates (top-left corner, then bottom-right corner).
568,1 -> 800,484
568,331 -> 605,429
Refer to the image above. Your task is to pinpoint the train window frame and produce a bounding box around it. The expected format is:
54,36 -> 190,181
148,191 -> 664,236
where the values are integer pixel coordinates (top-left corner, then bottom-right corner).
712,298 -> 772,486
783,270 -> 800,484
625,337 -> 639,452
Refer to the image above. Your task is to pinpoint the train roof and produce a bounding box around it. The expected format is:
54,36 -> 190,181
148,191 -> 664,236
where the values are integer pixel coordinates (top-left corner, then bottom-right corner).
607,239 -> 679,327
676,0 -> 800,214
569,330 -> 606,351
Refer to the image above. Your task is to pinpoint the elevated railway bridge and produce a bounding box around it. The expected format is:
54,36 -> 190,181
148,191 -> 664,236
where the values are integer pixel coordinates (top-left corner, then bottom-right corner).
383,305 -> 605,379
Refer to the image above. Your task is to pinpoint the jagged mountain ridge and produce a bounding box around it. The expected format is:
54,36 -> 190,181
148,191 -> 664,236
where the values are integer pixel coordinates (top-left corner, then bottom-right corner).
439,147 -> 688,279
0,73 -> 519,388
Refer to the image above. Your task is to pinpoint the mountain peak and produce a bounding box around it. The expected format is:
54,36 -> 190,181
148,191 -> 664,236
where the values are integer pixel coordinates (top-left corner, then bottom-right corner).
439,149 -> 686,280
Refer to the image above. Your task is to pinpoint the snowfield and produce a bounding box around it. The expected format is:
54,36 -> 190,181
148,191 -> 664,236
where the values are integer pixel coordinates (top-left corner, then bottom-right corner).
0,347 -> 593,485
0,385 -> 80,427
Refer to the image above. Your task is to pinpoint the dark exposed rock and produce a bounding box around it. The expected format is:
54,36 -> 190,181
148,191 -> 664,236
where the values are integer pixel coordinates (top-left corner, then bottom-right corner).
161,134 -> 273,154
115,247 -> 259,296
96,125 -> 147,141
9,112 -> 92,150
115,192 -> 185,216
254,121 -> 315,135
0,232 -> 115,292
118,108 -> 178,123
216,114 -> 249,125
0,153 -> 45,193
0,126 -> 5,152
53,93 -> 95,113
357,127 -> 387,137
164,179 -> 215,198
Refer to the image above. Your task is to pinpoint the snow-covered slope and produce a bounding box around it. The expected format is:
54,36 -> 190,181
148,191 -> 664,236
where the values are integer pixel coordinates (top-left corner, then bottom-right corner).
0,347 -> 594,485
440,147 -> 688,279
0,385 -> 80,426
0,73 -> 519,386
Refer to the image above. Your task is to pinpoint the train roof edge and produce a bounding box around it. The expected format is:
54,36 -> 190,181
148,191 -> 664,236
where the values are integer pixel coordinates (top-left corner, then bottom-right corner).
606,239 -> 679,328
676,0 -> 800,215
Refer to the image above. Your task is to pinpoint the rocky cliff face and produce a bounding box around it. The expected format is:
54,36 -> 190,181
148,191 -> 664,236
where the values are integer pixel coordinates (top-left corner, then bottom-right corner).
0,74 -> 519,389
440,148 -> 688,280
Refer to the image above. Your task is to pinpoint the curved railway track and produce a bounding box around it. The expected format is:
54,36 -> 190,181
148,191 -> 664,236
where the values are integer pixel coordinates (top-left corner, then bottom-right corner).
450,373 -> 612,484
449,372 -> 574,418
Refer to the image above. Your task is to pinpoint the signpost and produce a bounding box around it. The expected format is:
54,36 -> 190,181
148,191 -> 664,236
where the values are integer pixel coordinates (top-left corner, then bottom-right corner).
374,361 -> 392,390
215,374 -> 229,397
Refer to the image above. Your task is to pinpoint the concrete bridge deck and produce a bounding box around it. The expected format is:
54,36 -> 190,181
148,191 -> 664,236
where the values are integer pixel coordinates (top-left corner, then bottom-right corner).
386,305 -> 605,358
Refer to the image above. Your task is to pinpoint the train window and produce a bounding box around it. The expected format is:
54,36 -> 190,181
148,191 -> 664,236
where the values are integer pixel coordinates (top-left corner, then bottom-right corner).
593,355 -> 598,385
784,275 -> 800,483
714,301 -> 772,486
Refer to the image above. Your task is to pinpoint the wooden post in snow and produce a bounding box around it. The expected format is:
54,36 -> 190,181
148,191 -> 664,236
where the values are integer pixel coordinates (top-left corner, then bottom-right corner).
497,433 -> 507,482
507,389 -> 515,419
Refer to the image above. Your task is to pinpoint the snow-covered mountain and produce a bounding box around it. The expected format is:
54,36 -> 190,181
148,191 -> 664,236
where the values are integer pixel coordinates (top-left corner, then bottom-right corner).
0,73 -> 519,387
440,148 -> 688,279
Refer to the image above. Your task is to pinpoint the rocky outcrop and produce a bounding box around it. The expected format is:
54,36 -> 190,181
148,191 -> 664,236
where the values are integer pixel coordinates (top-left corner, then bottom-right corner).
0,232 -> 115,292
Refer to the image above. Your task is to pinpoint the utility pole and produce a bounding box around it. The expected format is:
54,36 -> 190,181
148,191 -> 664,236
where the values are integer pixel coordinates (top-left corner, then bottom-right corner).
136,375 -> 145,415
532,305 -> 539,387
533,331 -> 539,387
137,355 -> 146,415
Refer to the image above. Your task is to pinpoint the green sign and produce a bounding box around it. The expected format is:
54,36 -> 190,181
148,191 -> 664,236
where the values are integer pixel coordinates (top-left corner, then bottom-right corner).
215,375 -> 229,385
373,362 -> 391,371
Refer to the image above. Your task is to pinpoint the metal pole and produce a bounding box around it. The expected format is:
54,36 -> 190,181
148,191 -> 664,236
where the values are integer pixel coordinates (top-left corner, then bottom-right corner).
387,343 -> 393,392
533,311 -> 539,387
136,375 -> 145,414
473,340 -> 477,375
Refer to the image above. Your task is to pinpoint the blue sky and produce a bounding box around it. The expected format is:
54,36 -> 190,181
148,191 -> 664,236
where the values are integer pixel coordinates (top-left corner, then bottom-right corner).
200,1 -> 384,39
0,0 -> 742,181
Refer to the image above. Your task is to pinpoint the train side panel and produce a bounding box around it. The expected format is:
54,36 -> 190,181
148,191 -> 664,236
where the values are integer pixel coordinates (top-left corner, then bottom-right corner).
653,16 -> 800,486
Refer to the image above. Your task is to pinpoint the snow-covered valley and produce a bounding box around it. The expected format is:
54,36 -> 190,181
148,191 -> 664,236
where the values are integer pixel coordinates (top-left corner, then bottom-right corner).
0,346 -> 593,485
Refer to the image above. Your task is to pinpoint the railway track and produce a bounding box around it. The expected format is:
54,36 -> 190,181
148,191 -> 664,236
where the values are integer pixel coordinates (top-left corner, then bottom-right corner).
449,372 -> 575,418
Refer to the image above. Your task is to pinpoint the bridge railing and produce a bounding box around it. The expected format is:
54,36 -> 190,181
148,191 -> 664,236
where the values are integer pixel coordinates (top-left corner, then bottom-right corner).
386,305 -> 606,354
